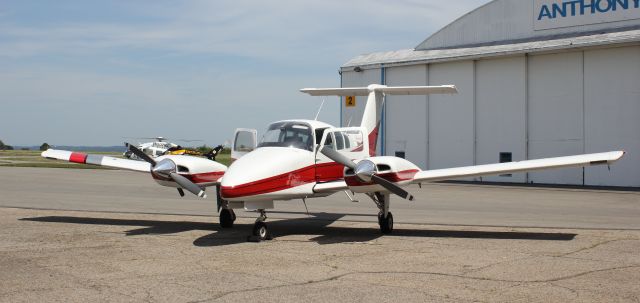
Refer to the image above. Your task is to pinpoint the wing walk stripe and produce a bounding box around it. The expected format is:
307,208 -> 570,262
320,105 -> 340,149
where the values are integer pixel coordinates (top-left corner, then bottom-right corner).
85,154 -> 105,166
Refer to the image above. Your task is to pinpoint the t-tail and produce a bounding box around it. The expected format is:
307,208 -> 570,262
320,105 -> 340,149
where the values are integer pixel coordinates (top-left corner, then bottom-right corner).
301,84 -> 458,156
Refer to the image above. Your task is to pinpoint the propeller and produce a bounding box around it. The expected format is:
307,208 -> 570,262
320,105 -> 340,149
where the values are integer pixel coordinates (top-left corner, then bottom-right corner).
320,146 -> 414,201
126,143 -> 207,198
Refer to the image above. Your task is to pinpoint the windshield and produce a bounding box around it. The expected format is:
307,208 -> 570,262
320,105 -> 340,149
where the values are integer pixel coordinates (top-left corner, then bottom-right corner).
258,122 -> 314,151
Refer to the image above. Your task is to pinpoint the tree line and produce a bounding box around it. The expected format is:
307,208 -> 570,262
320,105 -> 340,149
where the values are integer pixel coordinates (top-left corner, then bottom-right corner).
0,140 -> 51,151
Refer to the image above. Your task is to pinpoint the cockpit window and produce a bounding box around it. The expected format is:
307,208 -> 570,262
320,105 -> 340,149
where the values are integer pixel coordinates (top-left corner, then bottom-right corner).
258,122 -> 314,151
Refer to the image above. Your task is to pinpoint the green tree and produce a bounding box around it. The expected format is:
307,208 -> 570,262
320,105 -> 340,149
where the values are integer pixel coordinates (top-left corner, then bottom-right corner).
0,140 -> 5,150
39,143 -> 50,151
196,145 -> 212,154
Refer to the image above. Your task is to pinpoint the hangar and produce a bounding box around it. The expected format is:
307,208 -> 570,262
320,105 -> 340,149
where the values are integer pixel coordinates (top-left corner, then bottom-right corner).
340,0 -> 640,187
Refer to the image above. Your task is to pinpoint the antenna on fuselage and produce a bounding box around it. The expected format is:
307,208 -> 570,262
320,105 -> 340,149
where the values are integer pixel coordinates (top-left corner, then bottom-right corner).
346,116 -> 353,127
314,98 -> 325,121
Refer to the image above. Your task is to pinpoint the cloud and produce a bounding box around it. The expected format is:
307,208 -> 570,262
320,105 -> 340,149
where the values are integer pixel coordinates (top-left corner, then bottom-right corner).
0,1 -> 489,61
0,0 -> 490,145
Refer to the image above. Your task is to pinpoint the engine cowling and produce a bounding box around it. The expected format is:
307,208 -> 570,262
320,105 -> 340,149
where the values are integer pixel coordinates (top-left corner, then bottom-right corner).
344,156 -> 420,193
151,155 -> 227,188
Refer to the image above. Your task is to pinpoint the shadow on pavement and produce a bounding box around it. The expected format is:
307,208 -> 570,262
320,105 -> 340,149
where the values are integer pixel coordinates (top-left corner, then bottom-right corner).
21,214 -> 577,247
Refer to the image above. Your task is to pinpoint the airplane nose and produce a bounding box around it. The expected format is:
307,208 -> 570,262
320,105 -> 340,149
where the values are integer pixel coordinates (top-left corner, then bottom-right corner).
220,147 -> 314,200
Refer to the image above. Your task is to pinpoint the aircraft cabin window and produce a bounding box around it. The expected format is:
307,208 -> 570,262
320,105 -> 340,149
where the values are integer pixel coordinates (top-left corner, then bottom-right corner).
334,132 -> 345,150
315,128 -> 328,145
234,132 -> 255,152
324,133 -> 334,149
258,122 -> 314,151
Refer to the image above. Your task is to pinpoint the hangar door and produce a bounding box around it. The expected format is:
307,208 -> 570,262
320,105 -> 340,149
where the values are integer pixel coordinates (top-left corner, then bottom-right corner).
385,65 -> 428,169
475,56 -> 527,183
584,46 -> 640,187
528,52 -> 584,185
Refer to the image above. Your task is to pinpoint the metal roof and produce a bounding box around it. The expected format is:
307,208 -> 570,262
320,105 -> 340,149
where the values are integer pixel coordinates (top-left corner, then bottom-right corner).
342,29 -> 640,70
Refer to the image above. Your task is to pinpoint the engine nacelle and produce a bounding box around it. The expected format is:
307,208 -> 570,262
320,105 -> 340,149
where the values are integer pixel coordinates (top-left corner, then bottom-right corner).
344,156 -> 420,193
151,155 -> 227,188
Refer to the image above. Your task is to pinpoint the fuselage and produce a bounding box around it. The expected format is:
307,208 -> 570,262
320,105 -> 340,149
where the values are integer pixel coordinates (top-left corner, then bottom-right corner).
220,119 -> 344,201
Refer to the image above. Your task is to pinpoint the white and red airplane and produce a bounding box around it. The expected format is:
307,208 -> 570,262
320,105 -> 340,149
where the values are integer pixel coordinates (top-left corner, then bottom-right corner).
42,84 -> 626,241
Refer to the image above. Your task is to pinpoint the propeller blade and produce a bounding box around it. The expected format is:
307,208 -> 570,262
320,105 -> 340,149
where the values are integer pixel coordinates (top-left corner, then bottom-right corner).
126,143 -> 156,165
320,146 -> 356,169
169,172 -> 207,198
371,175 -> 414,201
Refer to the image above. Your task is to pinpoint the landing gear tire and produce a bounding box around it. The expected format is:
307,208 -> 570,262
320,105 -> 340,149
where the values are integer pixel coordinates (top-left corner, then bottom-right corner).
220,208 -> 234,228
248,221 -> 271,242
379,212 -> 393,234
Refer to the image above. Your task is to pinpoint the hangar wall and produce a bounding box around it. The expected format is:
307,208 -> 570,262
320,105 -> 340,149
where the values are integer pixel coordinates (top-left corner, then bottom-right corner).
341,45 -> 640,187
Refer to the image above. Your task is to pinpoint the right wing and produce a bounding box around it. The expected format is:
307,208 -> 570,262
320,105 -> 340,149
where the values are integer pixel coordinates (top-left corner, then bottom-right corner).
413,151 -> 625,183
42,149 -> 151,172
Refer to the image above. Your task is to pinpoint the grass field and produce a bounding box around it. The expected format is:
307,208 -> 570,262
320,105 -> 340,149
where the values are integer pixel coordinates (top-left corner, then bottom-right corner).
0,150 -> 232,169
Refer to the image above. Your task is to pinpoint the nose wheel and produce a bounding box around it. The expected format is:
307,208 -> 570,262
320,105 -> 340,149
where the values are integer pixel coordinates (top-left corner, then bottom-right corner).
369,192 -> 394,234
378,212 -> 393,234
248,209 -> 272,242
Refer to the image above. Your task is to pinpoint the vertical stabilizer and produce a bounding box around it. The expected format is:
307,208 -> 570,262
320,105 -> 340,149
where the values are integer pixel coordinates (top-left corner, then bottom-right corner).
360,85 -> 386,156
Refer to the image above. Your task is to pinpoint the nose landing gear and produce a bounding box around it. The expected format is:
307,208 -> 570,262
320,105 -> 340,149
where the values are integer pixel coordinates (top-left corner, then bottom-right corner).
369,192 -> 394,234
248,209 -> 272,242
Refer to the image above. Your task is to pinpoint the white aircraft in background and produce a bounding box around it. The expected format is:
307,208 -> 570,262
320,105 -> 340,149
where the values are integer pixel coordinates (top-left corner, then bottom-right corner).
123,137 -> 202,159
42,84 -> 625,241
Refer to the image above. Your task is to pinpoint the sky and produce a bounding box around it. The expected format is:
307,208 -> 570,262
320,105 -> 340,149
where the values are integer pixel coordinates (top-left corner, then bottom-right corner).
0,0 -> 490,146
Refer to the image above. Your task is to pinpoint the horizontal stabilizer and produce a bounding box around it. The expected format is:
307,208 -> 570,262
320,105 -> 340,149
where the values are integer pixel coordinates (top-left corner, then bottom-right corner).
300,85 -> 457,96
413,151 -> 625,183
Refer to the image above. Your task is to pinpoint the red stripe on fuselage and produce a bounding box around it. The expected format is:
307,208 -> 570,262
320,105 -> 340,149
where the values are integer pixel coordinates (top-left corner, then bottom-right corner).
69,152 -> 87,164
345,169 -> 419,187
315,162 -> 344,183
221,162 -> 348,199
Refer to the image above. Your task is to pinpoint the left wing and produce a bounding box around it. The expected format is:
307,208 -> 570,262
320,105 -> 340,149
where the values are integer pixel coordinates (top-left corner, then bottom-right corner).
413,151 -> 625,183
42,149 -> 151,172
312,151 -> 625,195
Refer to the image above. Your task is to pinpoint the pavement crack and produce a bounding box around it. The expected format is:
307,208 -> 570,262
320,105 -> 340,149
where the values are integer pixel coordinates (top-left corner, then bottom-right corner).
555,238 -> 636,257
191,265 -> 640,302
550,282 -> 579,298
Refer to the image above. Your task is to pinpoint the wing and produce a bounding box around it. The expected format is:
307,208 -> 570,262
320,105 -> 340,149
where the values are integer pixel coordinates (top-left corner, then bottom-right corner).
413,151 -> 625,183
42,149 -> 151,172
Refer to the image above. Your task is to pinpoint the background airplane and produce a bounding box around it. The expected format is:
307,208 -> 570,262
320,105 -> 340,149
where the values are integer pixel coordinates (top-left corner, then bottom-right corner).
122,137 -> 202,160
42,84 -> 625,242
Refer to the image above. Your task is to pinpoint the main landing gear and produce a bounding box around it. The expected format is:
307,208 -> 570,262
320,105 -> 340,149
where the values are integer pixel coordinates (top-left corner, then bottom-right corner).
369,192 -> 394,234
219,208 -> 236,228
248,209 -> 272,242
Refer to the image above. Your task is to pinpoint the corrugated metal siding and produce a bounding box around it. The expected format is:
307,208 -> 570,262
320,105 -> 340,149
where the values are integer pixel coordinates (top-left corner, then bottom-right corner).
384,65 -> 429,169
527,52 -> 585,185
584,46 -> 640,187
475,56 -> 527,183
427,61 -> 475,170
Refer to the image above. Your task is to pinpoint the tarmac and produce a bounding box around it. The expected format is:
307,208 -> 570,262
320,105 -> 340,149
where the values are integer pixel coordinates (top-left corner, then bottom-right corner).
1,167 -> 639,302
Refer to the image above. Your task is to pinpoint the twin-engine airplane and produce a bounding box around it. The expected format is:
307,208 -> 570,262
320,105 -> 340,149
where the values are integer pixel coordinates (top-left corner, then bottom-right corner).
42,84 -> 626,241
